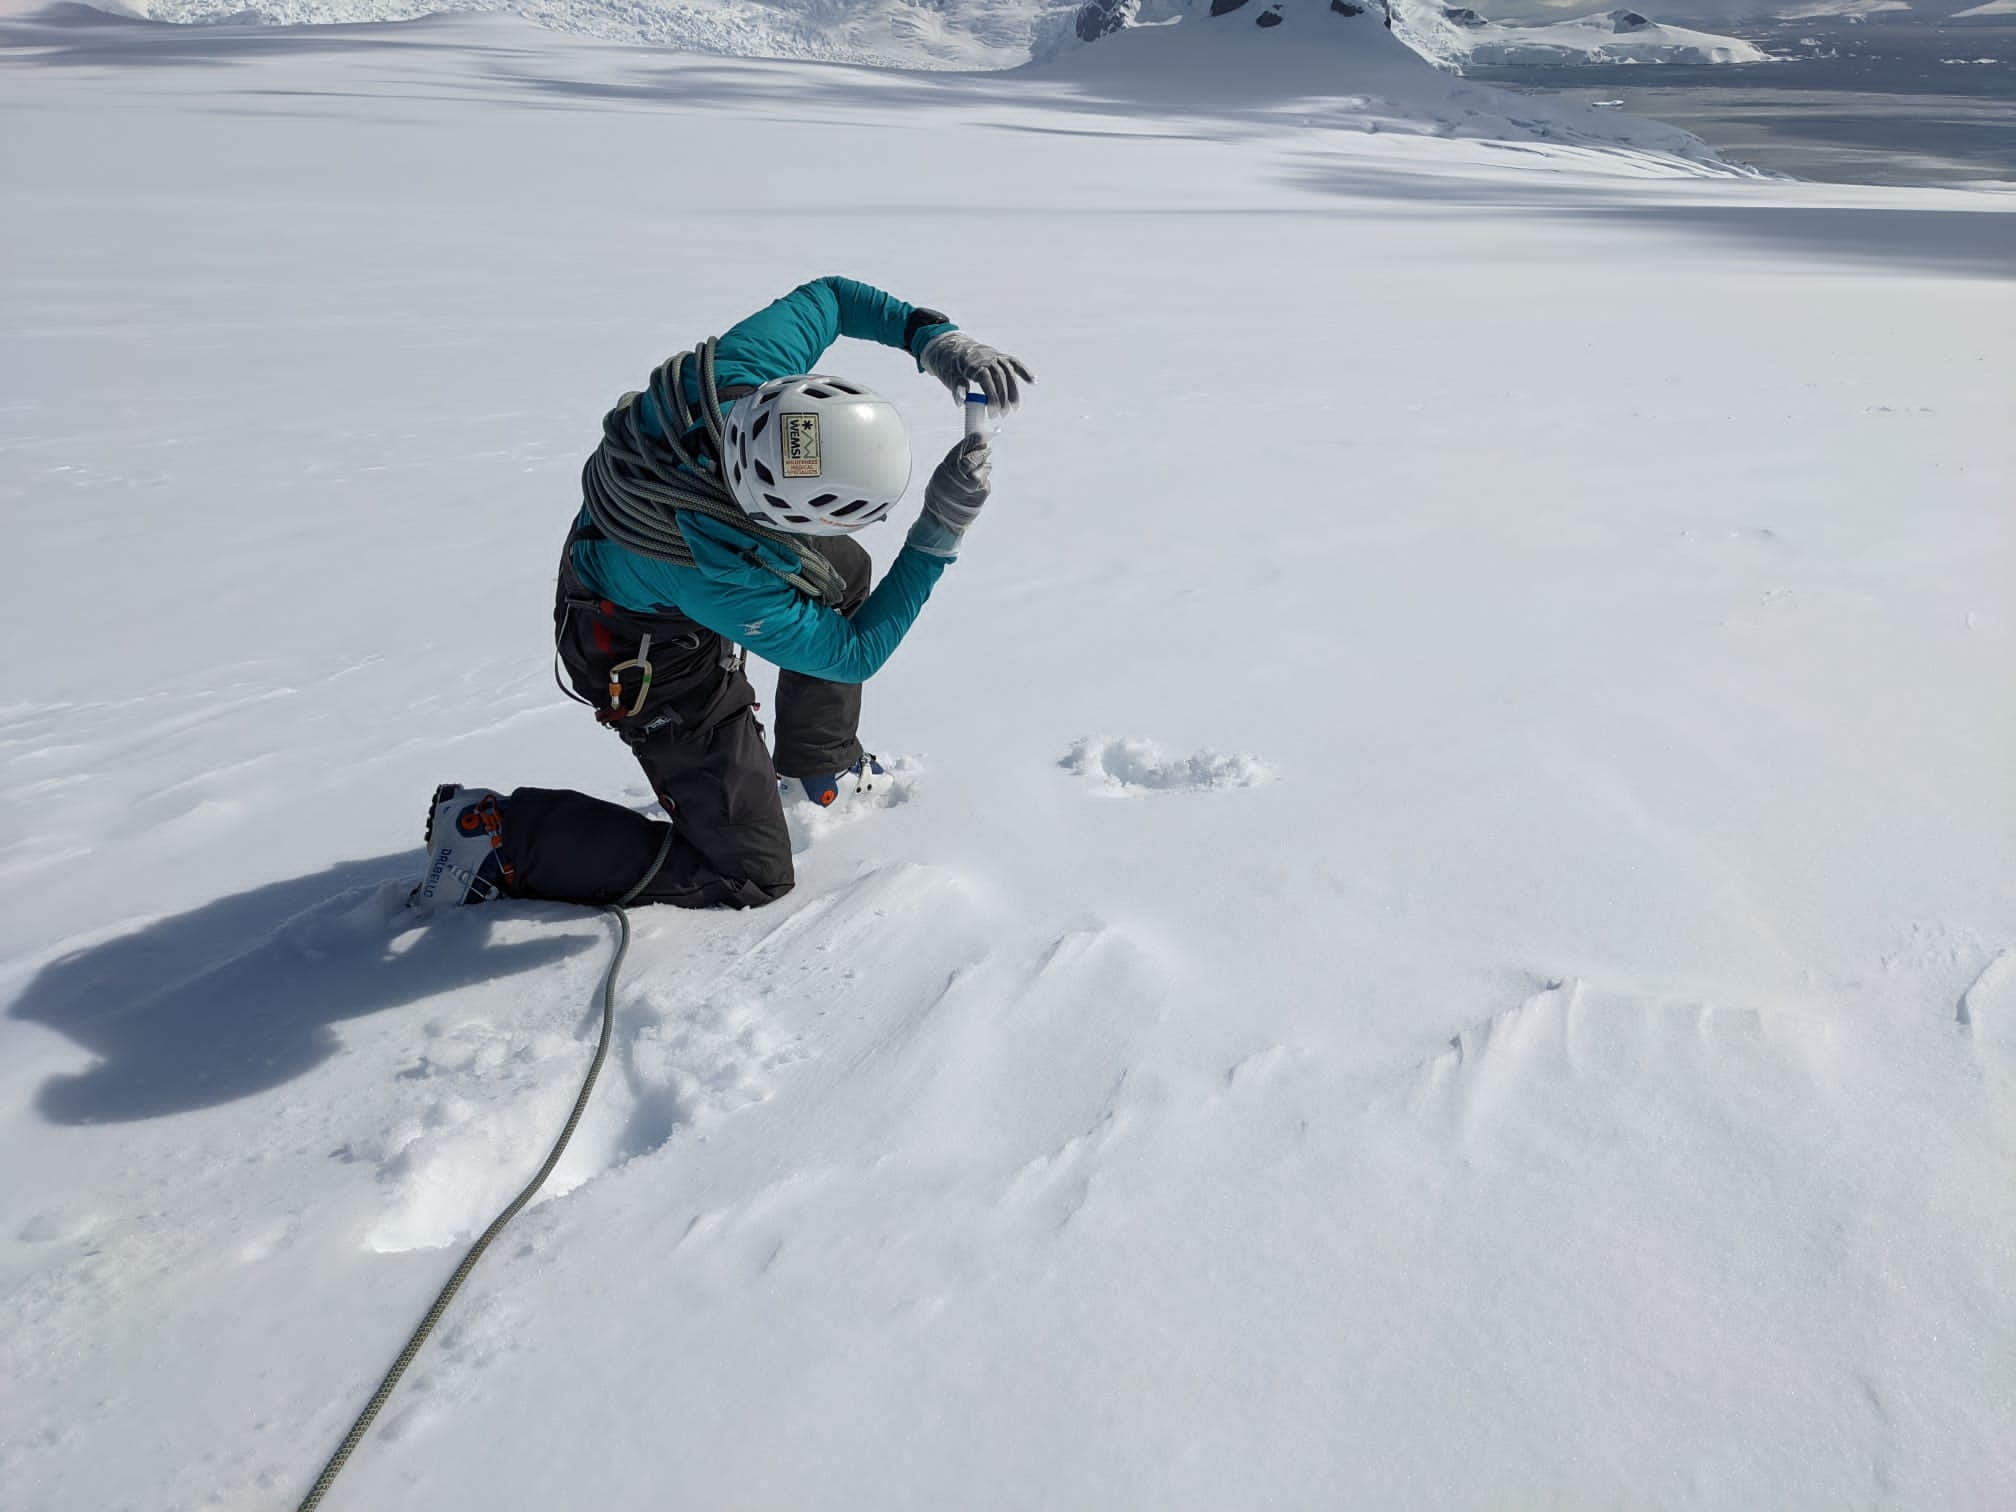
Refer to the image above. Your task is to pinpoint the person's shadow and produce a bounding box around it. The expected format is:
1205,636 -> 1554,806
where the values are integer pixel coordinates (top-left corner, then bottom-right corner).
9,855 -> 602,1125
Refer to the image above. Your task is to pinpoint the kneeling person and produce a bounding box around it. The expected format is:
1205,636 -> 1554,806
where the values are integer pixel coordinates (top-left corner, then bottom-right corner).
415,276 -> 1031,911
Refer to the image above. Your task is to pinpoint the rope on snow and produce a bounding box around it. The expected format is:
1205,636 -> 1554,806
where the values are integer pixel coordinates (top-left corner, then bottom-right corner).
295,829 -> 674,1512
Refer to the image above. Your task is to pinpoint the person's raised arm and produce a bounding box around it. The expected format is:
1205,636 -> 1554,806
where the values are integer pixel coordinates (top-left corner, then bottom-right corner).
708,277 -> 954,393
710,276 -> 1037,412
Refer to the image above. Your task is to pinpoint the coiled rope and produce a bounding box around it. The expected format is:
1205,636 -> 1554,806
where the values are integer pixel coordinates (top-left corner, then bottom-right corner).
295,830 -> 674,1512
580,337 -> 848,608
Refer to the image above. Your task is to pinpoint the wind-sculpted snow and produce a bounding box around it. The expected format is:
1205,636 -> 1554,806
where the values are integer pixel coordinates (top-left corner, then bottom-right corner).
3,9 -> 2013,1509
1958,949 -> 2015,1045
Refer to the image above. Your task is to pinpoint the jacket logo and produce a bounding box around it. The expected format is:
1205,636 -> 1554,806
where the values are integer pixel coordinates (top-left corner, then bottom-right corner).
782,413 -> 821,478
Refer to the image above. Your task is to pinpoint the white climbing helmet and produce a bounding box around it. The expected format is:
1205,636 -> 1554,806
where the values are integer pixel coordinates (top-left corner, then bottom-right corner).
721,374 -> 911,535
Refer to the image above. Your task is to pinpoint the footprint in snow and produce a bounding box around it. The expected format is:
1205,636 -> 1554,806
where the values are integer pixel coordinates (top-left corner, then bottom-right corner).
362,972 -> 794,1255
1061,736 -> 1272,796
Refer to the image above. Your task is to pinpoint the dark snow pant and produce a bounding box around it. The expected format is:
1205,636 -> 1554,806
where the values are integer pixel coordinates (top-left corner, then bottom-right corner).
499,536 -> 873,910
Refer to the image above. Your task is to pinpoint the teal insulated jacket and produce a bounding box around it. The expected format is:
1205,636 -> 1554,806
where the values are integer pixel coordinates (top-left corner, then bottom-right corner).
570,277 -> 959,684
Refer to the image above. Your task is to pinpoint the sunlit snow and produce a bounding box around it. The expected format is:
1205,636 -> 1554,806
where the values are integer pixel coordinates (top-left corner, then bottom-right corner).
3,2 -> 2013,1507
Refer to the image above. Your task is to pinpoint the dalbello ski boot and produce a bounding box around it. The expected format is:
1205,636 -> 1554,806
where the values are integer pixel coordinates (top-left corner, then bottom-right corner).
414,784 -> 514,906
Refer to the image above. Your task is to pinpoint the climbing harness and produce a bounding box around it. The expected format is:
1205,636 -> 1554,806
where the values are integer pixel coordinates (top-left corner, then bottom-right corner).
294,830 -> 674,1512
579,337 -> 849,609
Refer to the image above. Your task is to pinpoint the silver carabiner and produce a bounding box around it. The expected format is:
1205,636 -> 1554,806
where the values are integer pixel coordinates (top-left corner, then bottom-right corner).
606,632 -> 653,719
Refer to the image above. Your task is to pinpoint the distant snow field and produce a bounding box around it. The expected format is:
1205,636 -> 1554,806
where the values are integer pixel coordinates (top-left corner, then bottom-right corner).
2,1 -> 2013,1509
1402,6 -> 1769,67
1777,0 -> 1914,17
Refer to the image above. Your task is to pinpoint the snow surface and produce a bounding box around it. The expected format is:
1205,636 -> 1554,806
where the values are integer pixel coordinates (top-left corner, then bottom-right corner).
1953,0 -> 2016,15
1402,7 -> 1769,67
1775,0 -> 1912,16
4,2 -> 2016,1508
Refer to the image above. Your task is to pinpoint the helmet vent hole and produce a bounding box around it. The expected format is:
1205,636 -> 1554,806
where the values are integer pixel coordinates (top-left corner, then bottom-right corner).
801,386 -> 833,399
827,381 -> 861,395
764,493 -> 791,511
750,412 -> 770,440
862,503 -> 891,523
754,460 -> 775,486
784,514 -> 812,524
737,432 -> 748,464
830,498 -> 872,520
806,493 -> 838,509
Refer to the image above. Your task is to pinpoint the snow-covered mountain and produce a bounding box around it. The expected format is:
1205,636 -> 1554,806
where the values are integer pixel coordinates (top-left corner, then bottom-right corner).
1400,5 -> 1769,66
53,0 -> 1774,133
51,0 -> 1783,69
1031,0 -> 1751,157
98,0 -> 1083,66
1421,0 -> 2005,21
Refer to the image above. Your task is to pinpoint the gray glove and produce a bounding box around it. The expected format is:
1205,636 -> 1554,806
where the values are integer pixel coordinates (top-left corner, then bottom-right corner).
907,433 -> 993,559
919,330 -> 1036,411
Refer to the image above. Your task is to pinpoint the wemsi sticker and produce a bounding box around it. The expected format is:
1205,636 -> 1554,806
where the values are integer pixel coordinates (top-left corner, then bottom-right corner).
781,413 -> 822,478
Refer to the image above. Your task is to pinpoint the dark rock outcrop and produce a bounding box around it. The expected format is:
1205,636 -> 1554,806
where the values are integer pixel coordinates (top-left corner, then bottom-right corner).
1075,0 -> 1137,40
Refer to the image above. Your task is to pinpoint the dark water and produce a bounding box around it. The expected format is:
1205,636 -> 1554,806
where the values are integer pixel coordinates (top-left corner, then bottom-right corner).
1464,19 -> 2016,186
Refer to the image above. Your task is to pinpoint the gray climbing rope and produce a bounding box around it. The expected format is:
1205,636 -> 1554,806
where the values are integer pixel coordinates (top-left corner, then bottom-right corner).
580,337 -> 848,608
295,829 -> 674,1512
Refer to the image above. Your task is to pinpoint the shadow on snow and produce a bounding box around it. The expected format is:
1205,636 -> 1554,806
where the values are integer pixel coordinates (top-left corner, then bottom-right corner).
7,852 -> 601,1126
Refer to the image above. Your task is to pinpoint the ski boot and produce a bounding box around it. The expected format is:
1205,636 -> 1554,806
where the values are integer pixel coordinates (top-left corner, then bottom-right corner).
784,754 -> 886,809
414,784 -> 514,906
